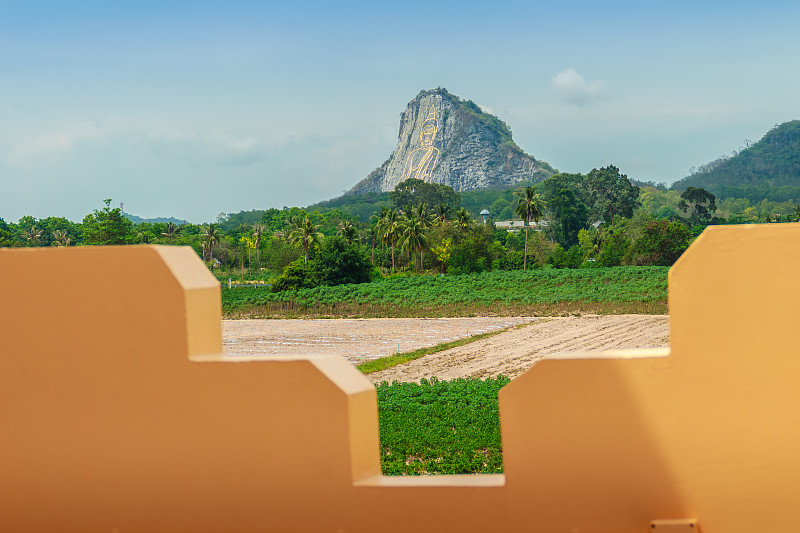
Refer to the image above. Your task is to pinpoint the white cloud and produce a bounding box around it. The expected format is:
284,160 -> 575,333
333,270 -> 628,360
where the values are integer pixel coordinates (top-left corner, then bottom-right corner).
7,121 -> 106,169
551,68 -> 608,106
6,120 -> 269,170
143,130 -> 266,167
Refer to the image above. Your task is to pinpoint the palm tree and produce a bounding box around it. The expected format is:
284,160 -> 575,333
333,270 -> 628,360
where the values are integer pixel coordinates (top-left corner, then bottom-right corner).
252,223 -> 266,267
337,220 -> 358,245
135,231 -> 151,244
203,223 -> 221,265
23,226 -> 43,246
51,229 -> 71,247
161,222 -> 180,243
515,186 -> 545,270
289,217 -> 323,263
400,213 -> 428,273
455,208 -> 473,232
413,203 -> 432,269
372,207 -> 389,260
364,227 -> 379,265
273,229 -> 288,243
434,202 -> 453,224
414,203 -> 433,228
378,209 -> 402,273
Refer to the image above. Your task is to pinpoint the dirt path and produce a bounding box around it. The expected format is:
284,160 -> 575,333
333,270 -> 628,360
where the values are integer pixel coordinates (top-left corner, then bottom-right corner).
223,315 -> 670,383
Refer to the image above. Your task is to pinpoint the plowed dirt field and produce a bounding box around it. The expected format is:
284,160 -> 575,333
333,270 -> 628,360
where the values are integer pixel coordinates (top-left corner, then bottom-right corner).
223,315 -> 670,383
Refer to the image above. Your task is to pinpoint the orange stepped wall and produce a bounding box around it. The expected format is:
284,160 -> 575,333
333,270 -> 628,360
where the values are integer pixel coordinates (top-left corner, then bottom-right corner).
2,226 -> 799,532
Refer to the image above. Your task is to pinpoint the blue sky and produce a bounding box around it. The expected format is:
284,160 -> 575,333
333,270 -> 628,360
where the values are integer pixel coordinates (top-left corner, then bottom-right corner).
2,0 -> 799,223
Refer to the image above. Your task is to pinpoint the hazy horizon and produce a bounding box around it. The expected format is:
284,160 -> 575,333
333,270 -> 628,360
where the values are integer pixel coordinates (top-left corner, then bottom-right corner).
3,1 -> 799,224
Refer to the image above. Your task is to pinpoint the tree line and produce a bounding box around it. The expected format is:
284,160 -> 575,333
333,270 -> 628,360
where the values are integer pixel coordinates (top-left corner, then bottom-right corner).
3,167 -> 800,292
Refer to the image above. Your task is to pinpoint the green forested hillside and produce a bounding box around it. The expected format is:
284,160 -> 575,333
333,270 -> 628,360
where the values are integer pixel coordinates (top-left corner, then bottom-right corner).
672,120 -> 800,202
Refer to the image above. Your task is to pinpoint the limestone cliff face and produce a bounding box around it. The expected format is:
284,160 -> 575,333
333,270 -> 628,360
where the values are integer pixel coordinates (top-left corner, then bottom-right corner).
350,88 -> 555,194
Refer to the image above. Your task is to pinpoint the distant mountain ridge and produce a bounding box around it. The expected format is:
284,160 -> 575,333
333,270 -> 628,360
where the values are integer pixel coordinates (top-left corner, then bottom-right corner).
349,88 -> 555,194
671,120 -> 800,201
124,213 -> 187,225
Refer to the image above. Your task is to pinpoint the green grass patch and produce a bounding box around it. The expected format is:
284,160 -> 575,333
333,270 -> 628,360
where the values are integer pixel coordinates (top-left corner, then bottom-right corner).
377,376 -> 509,475
357,328 -> 512,374
222,266 -> 669,318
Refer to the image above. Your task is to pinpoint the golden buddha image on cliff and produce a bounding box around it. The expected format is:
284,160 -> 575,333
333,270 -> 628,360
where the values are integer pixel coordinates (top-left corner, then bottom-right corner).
400,106 -> 440,182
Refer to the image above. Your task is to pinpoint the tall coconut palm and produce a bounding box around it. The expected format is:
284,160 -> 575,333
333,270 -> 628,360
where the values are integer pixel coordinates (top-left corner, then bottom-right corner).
455,208 -> 473,232
136,231 -> 151,244
364,227 -> 379,265
337,220 -> 358,245
252,223 -> 266,267
289,217 -> 323,264
434,202 -> 453,225
413,203 -> 432,269
514,186 -> 545,270
23,226 -> 43,246
51,229 -> 71,247
378,209 -> 402,273
372,207 -> 389,261
400,213 -> 428,273
203,223 -> 221,265
414,203 -> 433,228
161,222 -> 180,243
273,229 -> 288,243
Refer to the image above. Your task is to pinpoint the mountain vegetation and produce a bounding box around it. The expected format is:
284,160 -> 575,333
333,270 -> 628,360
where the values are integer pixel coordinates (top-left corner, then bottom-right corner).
671,120 -> 800,202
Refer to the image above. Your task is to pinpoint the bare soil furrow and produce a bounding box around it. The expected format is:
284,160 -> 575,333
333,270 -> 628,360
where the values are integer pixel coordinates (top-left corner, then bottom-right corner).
222,315 -> 670,383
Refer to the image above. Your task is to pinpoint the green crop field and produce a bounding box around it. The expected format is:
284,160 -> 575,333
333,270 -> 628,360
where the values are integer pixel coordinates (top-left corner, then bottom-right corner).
222,266 -> 669,318
377,377 -> 508,475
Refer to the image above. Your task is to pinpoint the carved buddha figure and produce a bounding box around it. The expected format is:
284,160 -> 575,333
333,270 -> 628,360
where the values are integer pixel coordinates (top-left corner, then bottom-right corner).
400,106 -> 440,182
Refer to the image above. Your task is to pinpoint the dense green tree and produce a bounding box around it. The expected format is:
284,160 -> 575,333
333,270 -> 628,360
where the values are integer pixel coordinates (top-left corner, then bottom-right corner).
550,244 -> 584,269
596,228 -> 630,267
585,165 -> 641,225
678,186 -> 717,226
540,173 -> 588,200
82,199 -> 134,245
514,186 -> 545,270
263,235 -> 302,272
311,236 -> 374,286
624,220 -> 692,266
447,226 -> 495,274
271,258 -> 316,292
390,178 -> 460,212
547,188 -> 589,248
36,217 -> 80,246
0,217 -> 15,247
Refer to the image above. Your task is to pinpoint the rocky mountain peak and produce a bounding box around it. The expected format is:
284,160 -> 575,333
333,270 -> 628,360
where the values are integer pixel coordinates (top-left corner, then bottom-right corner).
349,88 -> 555,194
